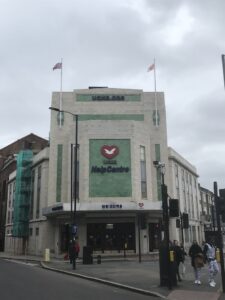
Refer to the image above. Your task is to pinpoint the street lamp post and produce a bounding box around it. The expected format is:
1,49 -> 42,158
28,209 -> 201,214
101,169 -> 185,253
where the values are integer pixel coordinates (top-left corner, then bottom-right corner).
49,107 -> 78,269
153,161 -> 172,290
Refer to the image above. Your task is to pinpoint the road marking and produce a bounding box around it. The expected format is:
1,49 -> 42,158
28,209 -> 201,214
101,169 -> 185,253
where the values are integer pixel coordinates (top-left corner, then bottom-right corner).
4,259 -> 39,267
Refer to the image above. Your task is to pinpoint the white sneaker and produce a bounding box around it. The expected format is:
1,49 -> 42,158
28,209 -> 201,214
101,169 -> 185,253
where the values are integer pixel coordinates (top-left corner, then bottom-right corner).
194,280 -> 198,284
209,281 -> 216,287
212,280 -> 216,286
197,280 -> 201,285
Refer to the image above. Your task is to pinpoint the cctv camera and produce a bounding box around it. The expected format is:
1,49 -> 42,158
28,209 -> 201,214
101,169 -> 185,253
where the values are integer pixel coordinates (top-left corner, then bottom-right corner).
153,161 -> 165,167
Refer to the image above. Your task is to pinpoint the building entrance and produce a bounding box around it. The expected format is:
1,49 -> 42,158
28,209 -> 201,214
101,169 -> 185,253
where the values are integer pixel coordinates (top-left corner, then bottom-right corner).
87,222 -> 135,252
149,223 -> 161,251
60,224 -> 70,252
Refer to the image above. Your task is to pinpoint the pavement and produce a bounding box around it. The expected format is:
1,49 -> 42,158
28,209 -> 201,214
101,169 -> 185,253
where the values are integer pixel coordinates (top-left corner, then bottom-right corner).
1,252 -> 225,300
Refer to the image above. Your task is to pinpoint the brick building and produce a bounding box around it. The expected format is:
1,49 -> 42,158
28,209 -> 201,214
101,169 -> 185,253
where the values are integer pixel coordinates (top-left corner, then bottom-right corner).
0,133 -> 48,250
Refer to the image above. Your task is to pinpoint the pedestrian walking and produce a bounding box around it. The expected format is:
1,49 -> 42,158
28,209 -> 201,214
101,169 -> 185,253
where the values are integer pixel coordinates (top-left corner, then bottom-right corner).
203,238 -> 219,287
74,240 -> 80,259
189,240 -> 204,285
173,240 -> 184,281
68,240 -> 76,264
179,242 -> 187,278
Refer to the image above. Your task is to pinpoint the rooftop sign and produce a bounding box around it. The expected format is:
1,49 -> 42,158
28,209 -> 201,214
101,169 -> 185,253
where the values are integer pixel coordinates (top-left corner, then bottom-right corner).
76,94 -> 141,102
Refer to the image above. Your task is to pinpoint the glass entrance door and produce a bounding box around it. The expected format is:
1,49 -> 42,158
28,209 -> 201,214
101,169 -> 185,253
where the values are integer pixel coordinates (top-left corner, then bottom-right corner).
87,222 -> 135,252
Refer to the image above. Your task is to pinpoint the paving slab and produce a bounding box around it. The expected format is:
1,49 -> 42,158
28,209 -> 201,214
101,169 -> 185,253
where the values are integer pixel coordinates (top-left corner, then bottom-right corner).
167,289 -> 220,300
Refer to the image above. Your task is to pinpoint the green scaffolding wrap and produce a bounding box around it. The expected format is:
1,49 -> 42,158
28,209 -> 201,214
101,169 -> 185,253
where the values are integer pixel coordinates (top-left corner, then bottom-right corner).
13,150 -> 33,237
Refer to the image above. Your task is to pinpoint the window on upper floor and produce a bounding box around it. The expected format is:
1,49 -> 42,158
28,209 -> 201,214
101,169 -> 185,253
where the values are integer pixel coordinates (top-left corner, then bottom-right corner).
36,166 -> 41,219
140,146 -> 147,199
30,170 -> 35,220
36,227 -> 39,236
29,228 -> 33,236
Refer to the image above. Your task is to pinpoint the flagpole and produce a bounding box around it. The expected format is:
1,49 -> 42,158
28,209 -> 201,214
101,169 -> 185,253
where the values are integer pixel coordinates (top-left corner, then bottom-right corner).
222,54 -> 225,89
153,58 -> 158,127
59,58 -> 63,127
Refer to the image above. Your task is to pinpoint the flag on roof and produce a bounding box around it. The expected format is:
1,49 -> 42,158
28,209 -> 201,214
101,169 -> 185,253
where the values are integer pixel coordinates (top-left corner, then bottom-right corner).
222,54 -> 225,88
53,62 -> 62,70
147,63 -> 155,72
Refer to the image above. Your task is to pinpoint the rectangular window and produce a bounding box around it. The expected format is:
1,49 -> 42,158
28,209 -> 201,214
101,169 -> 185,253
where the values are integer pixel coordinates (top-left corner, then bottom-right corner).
30,170 -> 35,220
7,211 -> 10,223
175,164 -> 180,199
155,144 -> 161,201
8,183 -> 12,208
189,174 -> 192,186
56,144 -> 63,202
13,182 -> 16,208
175,164 -> 178,176
184,228 -> 189,243
36,166 -> 41,219
29,228 -> 33,236
140,146 -> 147,199
36,227 -> 39,236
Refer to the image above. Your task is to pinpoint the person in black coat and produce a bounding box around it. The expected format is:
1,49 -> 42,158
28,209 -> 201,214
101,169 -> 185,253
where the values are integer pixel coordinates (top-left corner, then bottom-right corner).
189,240 -> 204,285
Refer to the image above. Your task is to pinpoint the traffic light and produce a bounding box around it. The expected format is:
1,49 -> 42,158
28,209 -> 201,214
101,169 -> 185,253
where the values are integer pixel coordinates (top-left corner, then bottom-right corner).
139,215 -> 147,229
169,199 -> 179,217
176,219 -> 180,228
219,189 -> 225,222
183,213 -> 189,228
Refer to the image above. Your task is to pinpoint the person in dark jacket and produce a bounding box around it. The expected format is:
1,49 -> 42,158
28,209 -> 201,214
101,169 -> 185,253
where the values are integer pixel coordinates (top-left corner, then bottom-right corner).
189,240 -> 204,285
68,240 -> 76,264
173,240 -> 184,281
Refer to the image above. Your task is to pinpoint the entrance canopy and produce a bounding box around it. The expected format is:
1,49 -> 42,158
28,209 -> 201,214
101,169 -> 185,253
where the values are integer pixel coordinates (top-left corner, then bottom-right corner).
42,200 -> 162,217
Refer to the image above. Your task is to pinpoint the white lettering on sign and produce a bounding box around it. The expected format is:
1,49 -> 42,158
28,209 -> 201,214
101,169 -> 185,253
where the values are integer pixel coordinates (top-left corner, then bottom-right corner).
102,204 -> 123,209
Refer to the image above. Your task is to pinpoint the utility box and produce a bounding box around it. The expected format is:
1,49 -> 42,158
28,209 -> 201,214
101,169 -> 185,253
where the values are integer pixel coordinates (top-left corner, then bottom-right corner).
44,248 -> 50,262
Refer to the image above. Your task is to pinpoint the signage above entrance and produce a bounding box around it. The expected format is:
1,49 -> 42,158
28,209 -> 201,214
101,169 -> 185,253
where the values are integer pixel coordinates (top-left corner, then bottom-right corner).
102,204 -> 123,209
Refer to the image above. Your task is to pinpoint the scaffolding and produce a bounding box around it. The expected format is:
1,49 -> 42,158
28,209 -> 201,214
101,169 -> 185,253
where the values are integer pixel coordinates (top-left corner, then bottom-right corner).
13,150 -> 33,238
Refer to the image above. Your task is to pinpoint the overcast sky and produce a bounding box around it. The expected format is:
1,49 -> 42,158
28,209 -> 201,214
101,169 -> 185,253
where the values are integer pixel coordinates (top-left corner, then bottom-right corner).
1,0 -> 225,191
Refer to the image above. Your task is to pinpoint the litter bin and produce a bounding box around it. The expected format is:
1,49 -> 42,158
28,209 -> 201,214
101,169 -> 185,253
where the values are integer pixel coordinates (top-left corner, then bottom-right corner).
44,248 -> 50,262
83,246 -> 93,264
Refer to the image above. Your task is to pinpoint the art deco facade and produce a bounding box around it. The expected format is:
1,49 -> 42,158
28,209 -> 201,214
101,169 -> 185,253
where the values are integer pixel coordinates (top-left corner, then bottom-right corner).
4,87 -> 206,256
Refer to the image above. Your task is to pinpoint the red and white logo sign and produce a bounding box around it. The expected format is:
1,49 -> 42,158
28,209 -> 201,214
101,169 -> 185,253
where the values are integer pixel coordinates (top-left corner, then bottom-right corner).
101,145 -> 119,159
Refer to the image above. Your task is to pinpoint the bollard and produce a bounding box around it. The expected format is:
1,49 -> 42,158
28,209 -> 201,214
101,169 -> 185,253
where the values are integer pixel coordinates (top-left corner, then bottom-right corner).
97,255 -> 101,264
44,248 -> 50,262
169,250 -> 174,262
216,248 -> 220,263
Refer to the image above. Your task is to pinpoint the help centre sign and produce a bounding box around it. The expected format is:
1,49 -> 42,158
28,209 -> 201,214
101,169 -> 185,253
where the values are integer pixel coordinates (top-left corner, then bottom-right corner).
89,139 -> 132,197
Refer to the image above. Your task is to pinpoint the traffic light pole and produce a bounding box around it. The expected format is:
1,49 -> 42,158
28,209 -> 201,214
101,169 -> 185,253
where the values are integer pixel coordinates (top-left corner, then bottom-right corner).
158,167 -> 172,290
161,180 -> 172,290
180,212 -> 184,246
214,181 -> 225,293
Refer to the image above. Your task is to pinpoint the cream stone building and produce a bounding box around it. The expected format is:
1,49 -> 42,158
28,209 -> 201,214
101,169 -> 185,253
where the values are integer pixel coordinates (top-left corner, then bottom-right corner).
4,87 -> 205,256
167,147 -> 201,247
44,87 -> 169,256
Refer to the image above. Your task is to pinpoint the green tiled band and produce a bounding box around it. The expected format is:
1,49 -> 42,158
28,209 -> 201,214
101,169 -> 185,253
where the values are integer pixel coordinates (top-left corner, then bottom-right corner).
56,144 -> 63,202
76,114 -> 144,121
